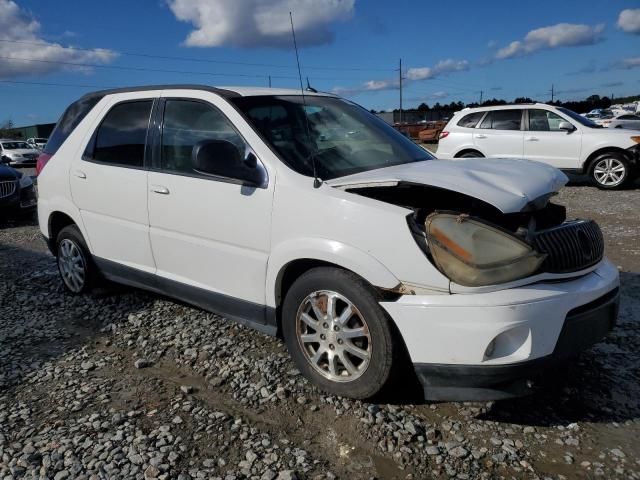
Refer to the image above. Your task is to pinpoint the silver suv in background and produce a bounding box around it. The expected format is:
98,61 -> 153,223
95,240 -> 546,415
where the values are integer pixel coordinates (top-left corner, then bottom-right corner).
436,103 -> 640,189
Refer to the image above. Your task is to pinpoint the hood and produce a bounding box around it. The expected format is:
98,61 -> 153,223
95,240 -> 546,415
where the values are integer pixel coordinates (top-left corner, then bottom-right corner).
0,164 -> 19,180
326,159 -> 568,213
4,148 -> 39,156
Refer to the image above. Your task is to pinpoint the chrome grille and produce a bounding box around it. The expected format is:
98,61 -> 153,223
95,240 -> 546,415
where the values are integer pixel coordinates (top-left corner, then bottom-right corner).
0,180 -> 17,198
532,220 -> 604,273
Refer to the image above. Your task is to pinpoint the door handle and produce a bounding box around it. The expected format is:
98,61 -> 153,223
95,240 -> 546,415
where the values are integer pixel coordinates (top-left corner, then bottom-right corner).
74,170 -> 86,179
475,134 -> 487,139
150,185 -> 170,195
525,136 -> 539,142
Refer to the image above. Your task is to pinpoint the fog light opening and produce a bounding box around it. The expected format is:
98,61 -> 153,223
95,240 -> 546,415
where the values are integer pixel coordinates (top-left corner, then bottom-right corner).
484,339 -> 496,359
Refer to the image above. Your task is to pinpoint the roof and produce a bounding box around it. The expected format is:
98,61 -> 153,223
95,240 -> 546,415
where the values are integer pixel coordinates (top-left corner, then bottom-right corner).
78,84 -> 336,101
459,103 -> 552,113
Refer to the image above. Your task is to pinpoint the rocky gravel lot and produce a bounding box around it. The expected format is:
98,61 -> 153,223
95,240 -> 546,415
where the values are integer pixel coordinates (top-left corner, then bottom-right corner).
1,175 -> 639,479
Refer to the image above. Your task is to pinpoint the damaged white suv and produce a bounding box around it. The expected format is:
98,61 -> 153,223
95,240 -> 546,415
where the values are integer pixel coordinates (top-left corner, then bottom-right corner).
37,85 -> 619,401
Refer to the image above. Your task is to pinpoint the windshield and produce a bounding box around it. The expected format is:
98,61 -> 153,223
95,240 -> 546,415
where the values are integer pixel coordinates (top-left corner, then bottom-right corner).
232,95 -> 433,180
557,107 -> 601,128
1,142 -> 30,149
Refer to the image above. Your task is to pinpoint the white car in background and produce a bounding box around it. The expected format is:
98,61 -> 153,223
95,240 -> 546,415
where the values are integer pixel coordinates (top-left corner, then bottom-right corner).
27,137 -> 48,150
437,103 -> 640,189
0,139 -> 40,166
604,114 -> 640,130
36,85 -> 619,401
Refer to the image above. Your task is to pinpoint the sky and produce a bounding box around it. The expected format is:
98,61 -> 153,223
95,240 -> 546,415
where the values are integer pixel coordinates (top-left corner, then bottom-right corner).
0,0 -> 639,126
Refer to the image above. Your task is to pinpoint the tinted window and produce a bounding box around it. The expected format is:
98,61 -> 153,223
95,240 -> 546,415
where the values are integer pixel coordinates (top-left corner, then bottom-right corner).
618,115 -> 639,120
45,94 -> 103,155
479,110 -> 522,130
556,107 -> 600,128
92,100 -> 152,167
232,95 -> 432,180
528,110 -> 567,131
161,100 -> 246,173
457,111 -> 484,128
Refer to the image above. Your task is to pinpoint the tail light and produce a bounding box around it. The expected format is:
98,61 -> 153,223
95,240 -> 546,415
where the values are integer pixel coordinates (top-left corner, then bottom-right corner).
36,152 -> 52,176
439,131 -> 450,140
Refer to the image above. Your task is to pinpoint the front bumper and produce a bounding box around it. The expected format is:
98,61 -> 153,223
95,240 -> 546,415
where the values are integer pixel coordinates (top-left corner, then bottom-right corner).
0,184 -> 37,214
380,260 -> 620,401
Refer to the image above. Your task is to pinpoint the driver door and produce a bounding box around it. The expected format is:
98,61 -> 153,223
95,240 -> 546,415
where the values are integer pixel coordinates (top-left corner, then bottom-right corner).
147,92 -> 273,313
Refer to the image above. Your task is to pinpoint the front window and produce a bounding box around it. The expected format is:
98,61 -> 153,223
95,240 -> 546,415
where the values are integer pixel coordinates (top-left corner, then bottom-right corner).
231,95 -> 433,180
1,142 -> 30,150
528,109 -> 566,131
556,107 -> 601,128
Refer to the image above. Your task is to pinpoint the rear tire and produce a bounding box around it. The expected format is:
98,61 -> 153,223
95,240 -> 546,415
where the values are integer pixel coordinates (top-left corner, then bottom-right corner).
589,152 -> 631,190
282,267 -> 401,400
56,225 -> 98,294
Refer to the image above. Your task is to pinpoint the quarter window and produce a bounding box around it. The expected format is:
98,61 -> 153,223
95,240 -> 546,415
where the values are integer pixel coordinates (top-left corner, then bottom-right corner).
161,100 -> 246,173
92,100 -> 152,167
528,110 -> 567,131
479,110 -> 522,130
457,111 -> 485,128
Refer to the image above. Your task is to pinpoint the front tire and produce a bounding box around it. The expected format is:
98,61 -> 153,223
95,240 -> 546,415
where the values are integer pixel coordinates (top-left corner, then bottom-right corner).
56,225 -> 97,294
589,153 -> 631,190
282,267 -> 401,399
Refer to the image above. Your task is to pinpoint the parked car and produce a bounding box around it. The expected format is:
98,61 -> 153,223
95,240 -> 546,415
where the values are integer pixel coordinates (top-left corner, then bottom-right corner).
37,86 -> 619,401
436,103 -> 640,189
605,114 -> 640,130
27,137 -> 48,150
418,121 -> 447,143
0,139 -> 40,166
0,163 -> 37,216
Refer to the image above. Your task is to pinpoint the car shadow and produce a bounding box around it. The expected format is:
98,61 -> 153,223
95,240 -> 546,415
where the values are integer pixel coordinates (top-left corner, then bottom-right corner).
565,172 -> 640,189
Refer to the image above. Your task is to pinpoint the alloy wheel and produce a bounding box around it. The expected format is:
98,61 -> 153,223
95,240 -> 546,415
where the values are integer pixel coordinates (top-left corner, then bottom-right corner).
593,157 -> 626,187
58,238 -> 86,293
296,290 -> 372,382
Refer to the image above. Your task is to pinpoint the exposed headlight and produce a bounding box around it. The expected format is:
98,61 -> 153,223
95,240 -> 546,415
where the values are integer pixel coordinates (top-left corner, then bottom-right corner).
425,213 -> 546,287
631,136 -> 640,144
19,174 -> 33,188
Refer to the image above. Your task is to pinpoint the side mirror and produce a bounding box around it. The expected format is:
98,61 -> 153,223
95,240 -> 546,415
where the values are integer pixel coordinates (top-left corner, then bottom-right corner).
192,140 -> 267,188
558,121 -> 575,132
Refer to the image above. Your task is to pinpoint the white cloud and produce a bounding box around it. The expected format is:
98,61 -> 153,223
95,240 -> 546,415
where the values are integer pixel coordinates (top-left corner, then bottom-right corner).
0,0 -> 116,79
406,59 -> 468,81
618,9 -> 640,34
333,58 -> 468,97
496,23 -> 605,59
621,57 -> 640,69
430,91 -> 448,99
167,0 -> 355,48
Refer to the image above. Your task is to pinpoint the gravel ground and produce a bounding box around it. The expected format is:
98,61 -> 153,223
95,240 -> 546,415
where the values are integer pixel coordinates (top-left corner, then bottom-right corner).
1,174 -> 639,479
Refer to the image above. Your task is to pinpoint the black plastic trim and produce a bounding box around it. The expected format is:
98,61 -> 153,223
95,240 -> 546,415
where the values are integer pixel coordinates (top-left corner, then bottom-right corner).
414,287 -> 619,401
94,257 -> 277,336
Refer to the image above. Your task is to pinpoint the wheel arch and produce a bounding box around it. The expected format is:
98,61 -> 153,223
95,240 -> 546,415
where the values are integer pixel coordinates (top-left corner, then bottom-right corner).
582,146 -> 633,174
454,148 -> 484,158
47,211 -> 82,256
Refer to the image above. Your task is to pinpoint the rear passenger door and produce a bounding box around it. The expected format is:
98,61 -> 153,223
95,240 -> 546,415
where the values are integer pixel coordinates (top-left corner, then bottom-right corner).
70,92 -> 157,273
473,109 -> 524,158
147,91 -> 273,316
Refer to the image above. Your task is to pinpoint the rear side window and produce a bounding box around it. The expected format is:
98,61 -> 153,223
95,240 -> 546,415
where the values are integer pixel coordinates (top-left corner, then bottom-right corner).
479,110 -> 522,130
92,100 -> 153,168
44,95 -> 103,155
457,112 -> 484,128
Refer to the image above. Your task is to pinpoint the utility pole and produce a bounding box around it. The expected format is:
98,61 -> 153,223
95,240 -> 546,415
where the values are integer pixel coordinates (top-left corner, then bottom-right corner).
551,84 -> 555,103
399,58 -> 403,125
268,75 -> 272,88
479,90 -> 483,105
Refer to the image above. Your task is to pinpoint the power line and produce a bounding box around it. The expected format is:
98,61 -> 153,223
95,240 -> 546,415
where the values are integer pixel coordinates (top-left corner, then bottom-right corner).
0,38 -> 394,72
0,54 -> 385,82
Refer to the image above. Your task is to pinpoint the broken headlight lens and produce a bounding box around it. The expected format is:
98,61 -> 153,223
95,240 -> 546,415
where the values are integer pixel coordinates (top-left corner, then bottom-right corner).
425,213 -> 546,287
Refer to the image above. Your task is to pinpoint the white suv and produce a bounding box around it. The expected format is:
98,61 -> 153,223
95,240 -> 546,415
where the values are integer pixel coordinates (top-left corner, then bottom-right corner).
37,85 -> 619,401
436,103 -> 640,189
